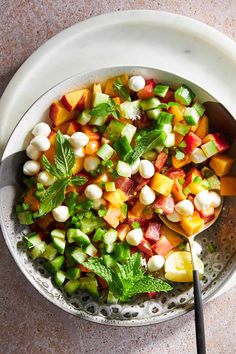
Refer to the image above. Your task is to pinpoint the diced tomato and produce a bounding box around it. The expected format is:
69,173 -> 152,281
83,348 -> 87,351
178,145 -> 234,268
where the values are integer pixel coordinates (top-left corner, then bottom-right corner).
202,133 -> 229,152
199,207 -> 215,223
115,177 -> 134,195
137,84 -> 154,99
127,217 -> 150,229
133,174 -> 151,192
145,222 -> 161,242
147,292 -> 158,299
152,235 -> 174,257
152,195 -> 175,215
160,89 -> 174,103
154,151 -> 168,172
79,264 -> 92,273
145,79 -> 156,88
137,238 -> 153,256
165,167 -> 185,180
183,132 -> 202,154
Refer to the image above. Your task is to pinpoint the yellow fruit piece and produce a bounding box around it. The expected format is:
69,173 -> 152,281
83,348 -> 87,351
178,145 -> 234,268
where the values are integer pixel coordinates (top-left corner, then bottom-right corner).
93,83 -> 102,95
103,204 -> 121,228
172,181 -> 186,201
188,181 -> 208,195
72,157 -> 84,175
103,189 -> 128,208
209,154 -> 234,177
169,105 -> 185,124
172,154 -> 191,168
151,173 -> 174,196
220,176 -> 236,196
174,132 -> 184,145
165,251 -> 204,282
161,225 -> 183,247
131,201 -> 146,217
104,74 -> 129,97
180,211 -> 204,236
195,114 -> 209,139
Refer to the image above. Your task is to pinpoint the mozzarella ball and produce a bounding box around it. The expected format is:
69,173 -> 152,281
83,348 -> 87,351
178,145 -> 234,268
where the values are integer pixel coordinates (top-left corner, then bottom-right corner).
32,122 -> 51,137
26,144 -> 40,160
186,241 -> 202,256
194,191 -> 211,211
74,147 -> 85,158
92,198 -> 106,210
209,191 -> 222,208
166,210 -> 181,223
23,160 -> 41,176
84,156 -> 100,172
191,148 -> 207,164
52,206 -> 70,222
130,158 -> 140,175
175,200 -> 194,216
147,255 -> 165,272
30,136 -> 50,151
69,132 -> 89,148
85,184 -> 103,200
139,160 -> 155,179
126,228 -> 143,246
128,76 -> 146,92
139,185 -> 156,205
37,171 -> 56,186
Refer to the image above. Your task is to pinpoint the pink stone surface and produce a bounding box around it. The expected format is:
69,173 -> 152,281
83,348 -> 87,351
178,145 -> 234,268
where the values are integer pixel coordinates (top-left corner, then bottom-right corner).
0,1 -> 236,353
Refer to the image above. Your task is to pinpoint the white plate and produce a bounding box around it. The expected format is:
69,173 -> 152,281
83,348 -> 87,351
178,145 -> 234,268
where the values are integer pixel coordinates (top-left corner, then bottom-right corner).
0,10 -> 236,298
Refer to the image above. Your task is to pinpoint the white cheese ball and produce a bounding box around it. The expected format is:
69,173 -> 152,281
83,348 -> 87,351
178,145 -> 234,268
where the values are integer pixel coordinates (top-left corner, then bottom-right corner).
130,158 -> 140,175
139,185 -> 156,205
191,148 -> 207,164
166,210 -> 181,223
175,200 -> 194,216
84,156 -> 100,172
37,171 -> 56,186
209,191 -> 222,208
194,191 -> 211,211
92,198 -> 106,210
26,144 -> 40,160
126,228 -> 143,246
147,255 -> 165,272
69,132 -> 89,148
139,160 -> 155,179
128,76 -> 146,92
74,147 -> 85,158
30,136 -> 50,151
85,184 -> 103,200
185,241 -> 202,256
23,160 -> 41,176
32,122 -> 51,137
52,206 -> 70,222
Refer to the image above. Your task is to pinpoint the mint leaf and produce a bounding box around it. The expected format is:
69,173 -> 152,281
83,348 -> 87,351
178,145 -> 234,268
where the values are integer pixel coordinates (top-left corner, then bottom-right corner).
39,178 -> 70,216
70,176 -> 88,186
113,77 -> 131,102
82,257 -> 113,283
41,154 -> 62,179
55,131 -> 75,177
91,103 -> 111,118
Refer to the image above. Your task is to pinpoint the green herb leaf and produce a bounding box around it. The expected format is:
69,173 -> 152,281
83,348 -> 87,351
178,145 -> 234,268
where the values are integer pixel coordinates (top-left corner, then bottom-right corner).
55,131 -> 75,177
41,154 -> 62,179
91,103 -> 111,118
69,176 -> 88,186
39,178 -> 70,216
113,77 -> 131,102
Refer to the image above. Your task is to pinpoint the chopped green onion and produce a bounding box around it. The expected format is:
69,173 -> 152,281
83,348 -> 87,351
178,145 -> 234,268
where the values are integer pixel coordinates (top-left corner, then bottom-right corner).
193,176 -> 202,184
97,143 -> 115,161
105,181 -> 116,192
37,183 -> 44,191
98,208 -> 107,217
184,107 -> 200,126
115,136 -> 132,160
175,149 -> 185,160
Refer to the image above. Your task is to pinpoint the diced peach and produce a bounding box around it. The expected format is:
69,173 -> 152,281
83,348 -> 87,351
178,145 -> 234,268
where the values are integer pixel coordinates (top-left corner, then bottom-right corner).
93,83 -> 102,95
81,125 -> 100,140
67,121 -> 80,135
104,74 -> 129,97
112,96 -> 121,105
54,121 -> 71,134
24,190 -> 40,212
131,201 -> 146,218
195,114 -> 209,139
61,89 -> 92,112
151,173 -> 174,196
117,224 -> 130,241
152,235 -> 174,258
174,132 -> 184,145
103,190 -> 128,208
169,104 -> 186,124
172,180 -> 186,201
160,224 -> 182,247
36,213 -> 54,229
42,145 -> 55,164
180,211 -> 204,236
50,101 -> 74,126
48,130 -> 56,146
103,204 -> 121,228
72,157 -> 84,175
209,154 -> 234,177
188,182 -> 208,195
172,154 -> 191,168
85,140 -> 100,155
220,176 -> 236,196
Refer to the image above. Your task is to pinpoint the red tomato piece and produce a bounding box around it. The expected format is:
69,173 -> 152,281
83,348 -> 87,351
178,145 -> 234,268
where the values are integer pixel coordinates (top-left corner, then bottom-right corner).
137,83 -> 154,99
154,151 -> 168,172
115,177 -> 134,195
152,235 -> 174,257
137,238 -> 153,256
160,89 -> 174,103
165,167 -> 186,180
147,292 -> 158,299
133,174 -> 151,192
145,222 -> 161,242
152,195 -> 175,215
145,79 -> 156,89
184,132 -> 202,154
202,133 -> 229,152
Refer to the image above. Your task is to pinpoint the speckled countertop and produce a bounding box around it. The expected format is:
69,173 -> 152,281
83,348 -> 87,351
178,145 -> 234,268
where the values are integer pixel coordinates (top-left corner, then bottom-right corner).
0,1 -> 236,354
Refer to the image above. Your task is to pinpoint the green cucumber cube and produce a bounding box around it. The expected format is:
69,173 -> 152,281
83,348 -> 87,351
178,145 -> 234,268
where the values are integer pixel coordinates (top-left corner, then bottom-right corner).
51,229 -> 65,240
121,203 -> 128,218
193,102 -> 206,117
104,120 -> 125,140
141,150 -> 157,161
140,97 -> 160,110
54,270 -> 66,287
71,248 -> 87,263
121,123 -> 137,143
65,246 -> 77,267
89,115 -> 108,126
103,254 -> 116,268
120,100 -> 141,120
18,211 -> 34,225
52,237 -> 66,254
147,108 -> 161,120
201,141 -> 218,158
31,241 -> 47,260
66,267 -> 81,280
105,182 -> 116,192
156,112 -> 174,125
207,175 -> 221,190
45,255 -> 64,273
77,109 -> 92,125
25,233 -> 41,249
103,229 -> 118,244
153,84 -> 169,97
85,243 -> 97,257
67,229 -> 91,245
64,280 -> 80,295
105,242 -> 116,254
116,160 -> 131,177
80,218 -> 95,235
93,92 -> 109,107
173,122 -> 189,136
114,242 -> 130,262
115,136 -> 132,160
184,107 -> 200,125
97,143 -> 114,161
174,85 -> 195,105
42,243 -> 57,261
93,228 -> 106,242
79,276 -> 99,298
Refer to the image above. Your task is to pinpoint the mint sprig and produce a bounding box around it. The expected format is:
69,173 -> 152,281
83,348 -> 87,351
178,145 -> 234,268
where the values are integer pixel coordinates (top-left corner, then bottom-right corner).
90,100 -> 120,120
113,77 -> 131,102
55,131 -> 75,177
82,253 -> 172,302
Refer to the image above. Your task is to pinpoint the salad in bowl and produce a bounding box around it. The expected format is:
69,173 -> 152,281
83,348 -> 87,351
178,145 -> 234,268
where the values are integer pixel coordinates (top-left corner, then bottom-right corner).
14,72 -> 236,304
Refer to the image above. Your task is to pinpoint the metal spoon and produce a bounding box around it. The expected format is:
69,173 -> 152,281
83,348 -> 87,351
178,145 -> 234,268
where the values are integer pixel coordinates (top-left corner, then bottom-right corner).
159,203 -> 223,354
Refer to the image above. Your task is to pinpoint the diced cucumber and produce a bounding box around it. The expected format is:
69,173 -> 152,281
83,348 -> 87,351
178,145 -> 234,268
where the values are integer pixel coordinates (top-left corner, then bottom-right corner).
24,233 -> 41,249
51,229 -> 65,240
18,211 -> 34,225
140,97 -> 160,111
105,242 -> 116,254
93,228 -> 106,242
45,255 -> 64,273
103,229 -> 118,244
104,120 -> 125,140
64,279 -> 80,295
97,143 -> 114,161
193,102 -> 205,117
80,218 -> 95,235
31,241 -> 47,260
173,122 -> 189,136
79,276 -> 99,298
71,247 -> 87,263
93,92 -> 109,107
105,182 -> 116,192
89,115 -> 108,126
103,254 -> 116,268
147,108 -> 161,120
66,267 -> 81,280
120,100 -> 141,120
65,246 -> 77,267
116,160 -> 131,177
201,141 -> 218,158
67,229 -> 91,245
156,112 -> 174,125
114,242 -> 130,262
184,107 -> 200,125
121,123 -> 137,143
54,270 -> 66,287
207,174 -> 220,190
84,243 -> 97,256
52,237 -> 66,254
42,243 -> 57,261
77,109 -> 92,125
115,136 -> 132,160
141,150 -> 157,161
164,133 -> 175,147
162,123 -> 172,134
174,85 -> 195,105
153,84 -> 169,97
